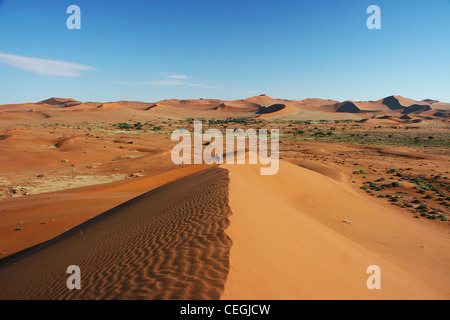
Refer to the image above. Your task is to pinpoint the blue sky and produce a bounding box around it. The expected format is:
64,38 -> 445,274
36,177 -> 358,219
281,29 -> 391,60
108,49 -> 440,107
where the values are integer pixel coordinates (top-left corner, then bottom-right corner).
0,0 -> 449,104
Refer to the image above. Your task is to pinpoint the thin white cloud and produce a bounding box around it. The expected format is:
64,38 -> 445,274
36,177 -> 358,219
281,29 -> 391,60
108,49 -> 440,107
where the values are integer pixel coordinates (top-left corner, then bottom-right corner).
166,73 -> 189,80
114,80 -> 133,85
145,80 -> 185,86
189,83 -> 219,89
115,73 -> 217,89
0,52 -> 94,77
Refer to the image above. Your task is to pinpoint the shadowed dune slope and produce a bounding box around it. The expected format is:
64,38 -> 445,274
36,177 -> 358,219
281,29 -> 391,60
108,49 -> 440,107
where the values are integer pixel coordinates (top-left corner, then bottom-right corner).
382,95 -> 405,110
221,161 -> 450,299
0,167 -> 232,300
256,104 -> 286,115
336,101 -> 360,113
402,104 -> 432,114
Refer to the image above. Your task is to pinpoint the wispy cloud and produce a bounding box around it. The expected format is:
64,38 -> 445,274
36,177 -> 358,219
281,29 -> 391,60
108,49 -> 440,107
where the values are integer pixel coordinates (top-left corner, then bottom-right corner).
144,80 -> 185,86
115,73 -> 218,89
188,83 -> 219,89
114,80 -> 133,85
0,52 -> 94,77
165,73 -> 189,80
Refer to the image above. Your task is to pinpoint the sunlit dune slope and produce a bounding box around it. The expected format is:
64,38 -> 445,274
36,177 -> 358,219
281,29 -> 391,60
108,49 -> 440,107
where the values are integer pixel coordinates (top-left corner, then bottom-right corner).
221,161 -> 450,299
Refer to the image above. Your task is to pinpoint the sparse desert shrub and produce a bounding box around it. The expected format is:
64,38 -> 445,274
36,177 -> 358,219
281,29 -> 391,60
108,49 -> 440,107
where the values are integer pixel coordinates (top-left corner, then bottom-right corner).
118,123 -> 132,130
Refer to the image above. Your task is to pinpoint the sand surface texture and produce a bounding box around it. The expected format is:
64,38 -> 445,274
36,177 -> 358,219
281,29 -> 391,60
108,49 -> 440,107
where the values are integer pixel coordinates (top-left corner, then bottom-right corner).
0,167 -> 231,299
221,161 -> 450,299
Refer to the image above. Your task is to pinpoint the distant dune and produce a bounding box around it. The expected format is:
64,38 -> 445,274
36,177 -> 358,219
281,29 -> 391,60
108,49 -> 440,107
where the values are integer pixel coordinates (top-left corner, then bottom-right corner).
382,95 -> 405,110
256,103 -> 286,114
336,101 -> 361,113
96,102 -> 131,111
402,104 -> 432,115
0,94 -> 448,122
38,98 -> 82,108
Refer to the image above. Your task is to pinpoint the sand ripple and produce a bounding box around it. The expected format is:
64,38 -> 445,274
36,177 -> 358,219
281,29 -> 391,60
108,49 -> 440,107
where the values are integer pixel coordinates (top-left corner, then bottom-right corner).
0,167 -> 232,300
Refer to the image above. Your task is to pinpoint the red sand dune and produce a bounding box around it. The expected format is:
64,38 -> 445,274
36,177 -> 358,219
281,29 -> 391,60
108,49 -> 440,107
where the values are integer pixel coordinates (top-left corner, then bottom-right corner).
0,167 -> 231,299
95,102 -> 131,111
221,161 -> 450,299
1,95 -> 448,121
1,160 -> 448,299
0,94 -> 449,300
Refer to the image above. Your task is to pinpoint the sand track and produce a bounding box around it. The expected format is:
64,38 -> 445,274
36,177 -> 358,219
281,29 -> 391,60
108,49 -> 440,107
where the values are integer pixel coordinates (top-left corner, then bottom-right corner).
0,167 -> 232,300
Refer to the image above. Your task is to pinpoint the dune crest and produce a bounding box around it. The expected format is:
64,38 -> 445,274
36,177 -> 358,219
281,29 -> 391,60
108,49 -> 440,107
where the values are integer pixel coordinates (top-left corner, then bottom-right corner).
221,161 -> 450,299
0,167 -> 232,300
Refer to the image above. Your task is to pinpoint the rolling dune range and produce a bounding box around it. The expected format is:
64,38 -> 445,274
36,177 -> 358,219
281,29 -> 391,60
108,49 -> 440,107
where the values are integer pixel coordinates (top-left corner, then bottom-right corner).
0,94 -> 449,299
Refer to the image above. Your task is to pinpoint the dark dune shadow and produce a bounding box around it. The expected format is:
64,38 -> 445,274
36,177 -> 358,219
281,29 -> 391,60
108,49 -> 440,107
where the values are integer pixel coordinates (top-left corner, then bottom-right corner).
0,167 -> 233,300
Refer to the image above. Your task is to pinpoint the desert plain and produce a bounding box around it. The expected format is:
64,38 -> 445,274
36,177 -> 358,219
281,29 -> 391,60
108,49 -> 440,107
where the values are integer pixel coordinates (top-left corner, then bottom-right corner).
0,94 -> 449,299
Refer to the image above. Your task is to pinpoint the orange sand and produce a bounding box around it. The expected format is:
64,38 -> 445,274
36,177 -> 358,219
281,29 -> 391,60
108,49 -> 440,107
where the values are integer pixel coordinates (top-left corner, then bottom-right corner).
221,161 -> 450,299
